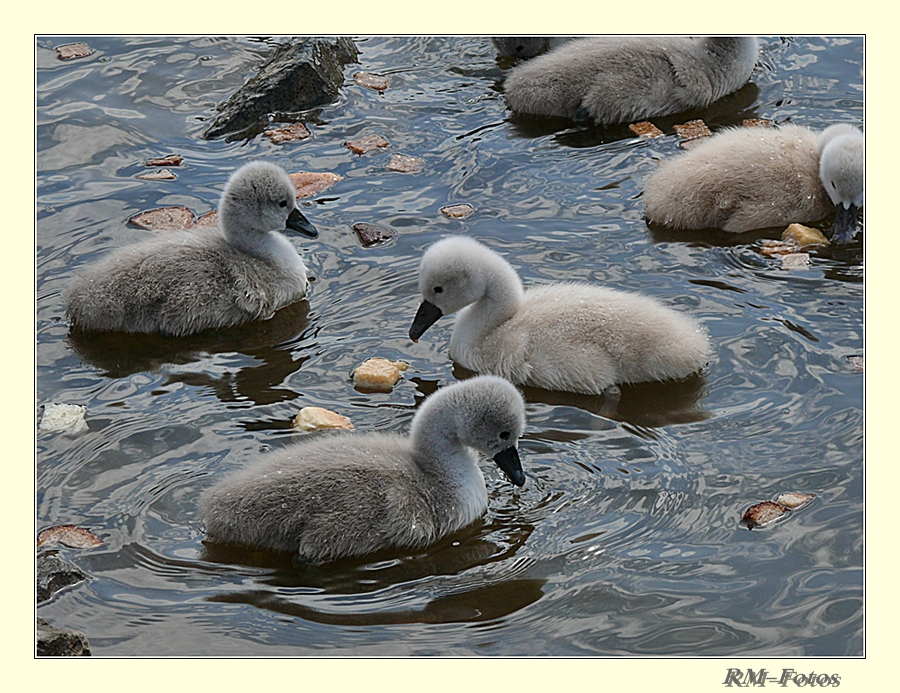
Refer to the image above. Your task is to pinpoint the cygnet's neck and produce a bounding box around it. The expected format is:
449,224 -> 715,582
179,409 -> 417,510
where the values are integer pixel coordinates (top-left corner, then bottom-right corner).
467,252 -> 526,333
219,208 -> 304,274
410,389 -> 481,484
704,37 -> 758,62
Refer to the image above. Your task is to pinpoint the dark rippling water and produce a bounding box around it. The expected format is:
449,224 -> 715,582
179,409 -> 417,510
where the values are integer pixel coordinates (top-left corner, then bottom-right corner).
35,36 -> 863,656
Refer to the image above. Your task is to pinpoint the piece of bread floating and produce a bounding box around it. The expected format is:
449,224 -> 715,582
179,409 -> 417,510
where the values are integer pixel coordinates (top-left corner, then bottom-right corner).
759,223 -> 831,256
352,358 -> 409,391
674,119 -> 713,148
629,121 -> 664,139
293,406 -> 354,431
782,223 -> 830,248
39,403 -> 89,434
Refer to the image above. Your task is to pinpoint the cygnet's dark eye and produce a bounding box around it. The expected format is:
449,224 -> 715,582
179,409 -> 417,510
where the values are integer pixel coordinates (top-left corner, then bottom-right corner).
500,431 -> 510,440
279,200 -> 288,208
434,286 -> 443,294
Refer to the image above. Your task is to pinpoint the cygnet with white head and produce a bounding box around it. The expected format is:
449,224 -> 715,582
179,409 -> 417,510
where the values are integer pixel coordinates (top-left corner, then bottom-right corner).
200,375 -> 526,563
502,36 -> 759,124
66,161 -> 318,337
643,123 -> 864,242
409,236 -> 710,395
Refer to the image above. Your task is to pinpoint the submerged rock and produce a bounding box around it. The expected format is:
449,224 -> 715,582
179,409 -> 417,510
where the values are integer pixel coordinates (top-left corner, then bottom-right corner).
352,222 -> 398,247
36,551 -> 88,604
203,37 -> 358,141
36,618 -> 91,656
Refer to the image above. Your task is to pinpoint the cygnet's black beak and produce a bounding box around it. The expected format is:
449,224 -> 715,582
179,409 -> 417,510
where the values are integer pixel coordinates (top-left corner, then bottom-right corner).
409,300 -> 443,342
493,446 -> 525,487
832,203 -> 860,244
286,207 -> 318,238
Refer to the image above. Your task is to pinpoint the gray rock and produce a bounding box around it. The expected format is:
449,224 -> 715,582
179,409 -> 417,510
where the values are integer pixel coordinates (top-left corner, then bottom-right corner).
37,551 -> 88,604
36,617 -> 91,656
204,37 -> 358,141
352,222 -> 398,247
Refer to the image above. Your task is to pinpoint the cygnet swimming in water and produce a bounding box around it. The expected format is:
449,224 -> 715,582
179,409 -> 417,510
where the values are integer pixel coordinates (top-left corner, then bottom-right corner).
643,123 -> 864,242
66,161 -> 318,337
200,375 -> 526,563
492,36 -> 574,58
409,236 -> 710,396
502,36 -> 759,124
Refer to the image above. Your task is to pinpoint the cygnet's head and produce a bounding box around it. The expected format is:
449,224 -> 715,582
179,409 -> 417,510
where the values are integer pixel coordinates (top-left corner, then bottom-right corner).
219,161 -> 318,240
818,124 -> 864,243
416,375 -> 527,486
492,37 -> 552,57
409,236 -> 494,341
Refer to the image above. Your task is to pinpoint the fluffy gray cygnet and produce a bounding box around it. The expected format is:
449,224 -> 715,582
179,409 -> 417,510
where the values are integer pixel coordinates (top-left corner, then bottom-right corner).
409,236 -> 710,395
200,375 -> 526,563
643,123 -> 864,242
503,36 -> 759,124
66,161 -> 318,337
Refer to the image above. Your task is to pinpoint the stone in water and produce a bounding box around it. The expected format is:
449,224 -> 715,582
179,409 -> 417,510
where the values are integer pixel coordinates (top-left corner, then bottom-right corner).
37,524 -> 104,549
353,223 -> 398,247
773,492 -> 815,510
136,169 -> 178,181
741,501 -> 788,529
344,134 -> 390,155
56,43 -> 93,61
440,204 -> 475,219
289,172 -> 343,198
264,123 -> 311,144
146,155 -> 183,167
354,72 -> 389,91
128,206 -> 196,231
386,154 -> 425,173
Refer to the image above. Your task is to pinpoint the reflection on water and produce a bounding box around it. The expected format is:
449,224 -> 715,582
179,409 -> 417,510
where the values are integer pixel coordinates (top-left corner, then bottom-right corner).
454,363 -> 710,428
36,36 -> 863,656
209,578 -> 547,626
69,300 -> 313,405
507,82 -> 762,148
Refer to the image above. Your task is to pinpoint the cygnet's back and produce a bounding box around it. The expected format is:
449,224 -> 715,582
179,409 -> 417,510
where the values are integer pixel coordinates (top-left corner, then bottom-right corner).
409,236 -> 710,395
503,36 -> 758,124
643,123 -> 864,241
200,376 -> 526,563
66,161 -> 318,337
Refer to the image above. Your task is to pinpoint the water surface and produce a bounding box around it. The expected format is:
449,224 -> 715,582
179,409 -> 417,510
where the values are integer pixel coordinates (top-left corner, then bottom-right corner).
36,35 -> 863,656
